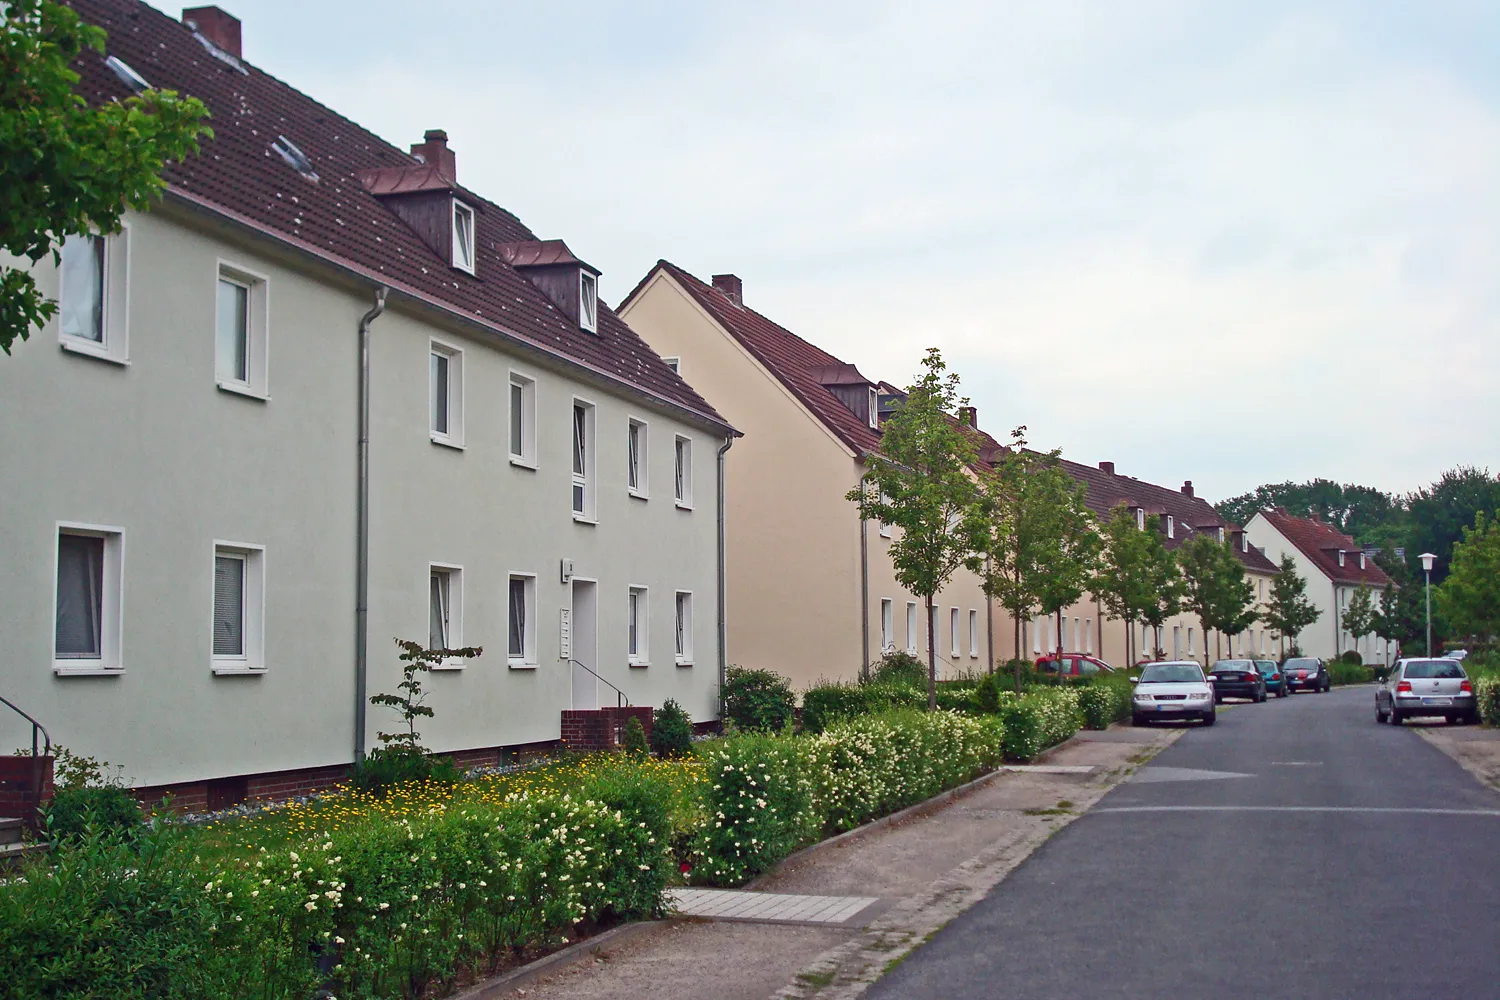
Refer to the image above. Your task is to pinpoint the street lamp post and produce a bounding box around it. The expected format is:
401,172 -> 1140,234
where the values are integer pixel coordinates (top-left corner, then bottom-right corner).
1419,552 -> 1436,657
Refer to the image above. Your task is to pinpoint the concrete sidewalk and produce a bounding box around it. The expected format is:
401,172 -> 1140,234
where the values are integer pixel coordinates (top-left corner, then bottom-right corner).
497,722 -> 1183,1000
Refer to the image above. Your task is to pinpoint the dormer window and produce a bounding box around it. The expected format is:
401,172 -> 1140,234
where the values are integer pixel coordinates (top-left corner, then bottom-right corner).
1135,508 -> 1145,530
451,201 -> 476,274
1167,515 -> 1175,539
867,387 -> 879,429
1359,552 -> 1366,570
1242,533 -> 1249,553
1338,550 -> 1346,567
579,271 -> 598,333
1217,527 -> 1225,544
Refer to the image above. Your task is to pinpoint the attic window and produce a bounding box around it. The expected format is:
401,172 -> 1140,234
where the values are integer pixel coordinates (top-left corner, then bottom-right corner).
451,201 -> 476,274
1242,534 -> 1249,553
271,136 -> 319,183
867,387 -> 879,429
579,271 -> 598,333
1217,527 -> 1225,544
1135,508 -> 1145,530
1338,550 -> 1346,567
105,55 -> 150,93
1359,552 -> 1366,569
1167,516 -> 1175,539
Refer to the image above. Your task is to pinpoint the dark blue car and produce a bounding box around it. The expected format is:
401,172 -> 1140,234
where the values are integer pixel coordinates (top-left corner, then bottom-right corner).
1255,659 -> 1290,698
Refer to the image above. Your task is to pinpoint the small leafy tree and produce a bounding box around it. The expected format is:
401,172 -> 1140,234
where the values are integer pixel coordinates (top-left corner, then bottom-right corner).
1214,560 -> 1259,660
722,666 -> 795,732
358,638 -> 480,791
1264,554 -> 1321,659
848,348 -> 983,709
1177,533 -> 1226,666
1437,510 -> 1500,643
1136,522 -> 1183,660
1341,585 -> 1378,656
621,716 -> 649,758
650,699 -> 694,756
2,0 -> 211,354
1033,473 -> 1100,666
1093,505 -> 1159,666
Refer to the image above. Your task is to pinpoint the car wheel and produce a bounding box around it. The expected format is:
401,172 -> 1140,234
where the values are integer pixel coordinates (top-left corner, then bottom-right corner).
1202,710 -> 1216,726
1132,714 -> 1149,728
1376,703 -> 1388,724
1389,705 -> 1404,726
1280,685 -> 1289,698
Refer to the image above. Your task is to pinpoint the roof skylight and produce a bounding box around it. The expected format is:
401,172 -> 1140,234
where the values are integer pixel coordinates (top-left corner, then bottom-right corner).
271,136 -> 319,183
105,55 -> 150,93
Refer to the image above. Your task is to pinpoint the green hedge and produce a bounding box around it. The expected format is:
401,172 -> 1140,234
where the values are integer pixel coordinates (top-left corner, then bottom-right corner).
994,688 -> 1081,761
723,666 -> 796,732
692,709 -> 1005,885
800,680 -> 925,734
1329,662 -> 1373,686
0,771 -> 673,1000
1476,676 -> 1500,727
1076,682 -> 1132,730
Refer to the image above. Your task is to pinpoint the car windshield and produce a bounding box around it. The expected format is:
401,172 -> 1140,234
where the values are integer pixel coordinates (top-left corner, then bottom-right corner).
1213,660 -> 1253,670
1403,660 -> 1465,679
1284,658 -> 1319,669
1139,664 -> 1204,684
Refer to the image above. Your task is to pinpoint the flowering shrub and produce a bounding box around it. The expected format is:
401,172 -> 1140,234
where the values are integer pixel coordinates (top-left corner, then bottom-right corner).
800,680 -> 924,733
690,733 -> 814,886
1075,681 -> 1132,730
806,710 -> 1004,833
994,688 -> 1081,761
1475,676 -> 1500,726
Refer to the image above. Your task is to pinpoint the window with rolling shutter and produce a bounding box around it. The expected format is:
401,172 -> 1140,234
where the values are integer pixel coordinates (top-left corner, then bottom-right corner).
214,554 -> 246,657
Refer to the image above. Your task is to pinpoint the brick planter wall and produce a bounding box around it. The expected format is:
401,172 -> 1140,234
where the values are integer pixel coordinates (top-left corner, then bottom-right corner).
561,707 -> 654,752
0,755 -> 54,828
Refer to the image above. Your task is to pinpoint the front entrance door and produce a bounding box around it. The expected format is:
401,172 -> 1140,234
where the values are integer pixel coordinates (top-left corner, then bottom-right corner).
570,579 -> 598,710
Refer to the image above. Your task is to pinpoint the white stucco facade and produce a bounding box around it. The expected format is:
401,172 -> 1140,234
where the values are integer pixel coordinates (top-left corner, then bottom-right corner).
0,205 -> 727,788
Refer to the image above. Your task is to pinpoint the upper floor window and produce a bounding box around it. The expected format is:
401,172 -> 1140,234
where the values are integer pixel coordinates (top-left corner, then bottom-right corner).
58,229 -> 129,364
451,201 -> 476,274
674,435 -> 693,508
579,271 -> 598,333
54,523 -> 124,674
509,371 -> 537,467
628,418 -> 648,498
572,400 -> 596,520
430,341 -> 464,447
216,262 -> 269,398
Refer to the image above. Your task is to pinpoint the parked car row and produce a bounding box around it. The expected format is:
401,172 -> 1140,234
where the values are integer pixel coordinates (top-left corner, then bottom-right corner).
1128,656 -> 1337,727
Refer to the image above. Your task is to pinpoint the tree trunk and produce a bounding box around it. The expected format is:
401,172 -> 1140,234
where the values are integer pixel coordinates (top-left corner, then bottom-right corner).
1056,609 -> 1065,664
925,593 -> 937,711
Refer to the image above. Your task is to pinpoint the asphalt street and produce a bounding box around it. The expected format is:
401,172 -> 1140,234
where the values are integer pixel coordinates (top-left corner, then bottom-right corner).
868,685 -> 1500,1000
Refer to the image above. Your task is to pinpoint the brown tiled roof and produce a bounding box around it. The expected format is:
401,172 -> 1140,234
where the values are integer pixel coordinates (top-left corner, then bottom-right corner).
69,0 -> 729,432
632,261 -> 884,453
1057,459 -> 1279,573
1259,510 -> 1392,587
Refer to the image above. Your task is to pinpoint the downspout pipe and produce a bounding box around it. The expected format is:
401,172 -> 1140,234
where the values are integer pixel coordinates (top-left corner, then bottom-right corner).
716,433 -> 735,725
859,516 -> 870,681
354,286 -> 389,763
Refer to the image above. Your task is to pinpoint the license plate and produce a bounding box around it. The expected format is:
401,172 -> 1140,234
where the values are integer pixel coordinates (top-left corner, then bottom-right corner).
1157,703 -> 1183,711
1422,697 -> 1452,706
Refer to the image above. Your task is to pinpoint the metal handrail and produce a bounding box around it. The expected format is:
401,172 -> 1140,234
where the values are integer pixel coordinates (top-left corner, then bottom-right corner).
0,695 -> 53,801
567,659 -> 630,709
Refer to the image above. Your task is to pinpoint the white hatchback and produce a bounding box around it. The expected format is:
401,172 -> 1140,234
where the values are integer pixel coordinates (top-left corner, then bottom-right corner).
1131,661 -> 1217,726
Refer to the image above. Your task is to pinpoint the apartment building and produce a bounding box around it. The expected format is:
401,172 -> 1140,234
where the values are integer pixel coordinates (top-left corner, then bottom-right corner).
619,263 -> 992,690
0,2 -> 734,802
1245,509 -> 1395,665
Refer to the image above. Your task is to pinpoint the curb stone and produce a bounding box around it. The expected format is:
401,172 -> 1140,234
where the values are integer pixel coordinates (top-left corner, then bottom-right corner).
768,726 -> 1184,1000
447,920 -> 662,1000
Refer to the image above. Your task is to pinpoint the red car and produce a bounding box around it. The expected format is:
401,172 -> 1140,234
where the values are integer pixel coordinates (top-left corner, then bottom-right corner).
1036,654 -> 1116,676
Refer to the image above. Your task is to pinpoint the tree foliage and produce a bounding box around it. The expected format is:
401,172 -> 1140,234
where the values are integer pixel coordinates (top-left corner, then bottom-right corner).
1404,468 -> 1500,584
1093,505 -> 1158,663
1135,524 -> 1183,660
1176,533 -> 1254,664
1263,554 -> 1321,656
2,0 -> 211,354
849,348 -> 982,709
1341,585 -> 1378,645
1437,510 -> 1500,643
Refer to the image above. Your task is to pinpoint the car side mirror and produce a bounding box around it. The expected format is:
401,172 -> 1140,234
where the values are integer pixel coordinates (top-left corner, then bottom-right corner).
1128,676 -> 1139,683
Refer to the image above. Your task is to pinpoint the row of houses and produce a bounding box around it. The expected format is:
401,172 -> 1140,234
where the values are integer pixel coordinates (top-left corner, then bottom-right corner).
0,2 -> 1391,805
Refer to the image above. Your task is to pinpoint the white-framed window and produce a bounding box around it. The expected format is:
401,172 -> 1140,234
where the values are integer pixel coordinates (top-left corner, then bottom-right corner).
628,586 -> 648,666
212,541 -> 265,674
674,590 -> 694,665
1073,617 -> 1081,653
1173,625 -> 1182,659
1085,618 -> 1093,655
507,573 -> 537,667
508,371 -> 537,468
628,418 -> 649,498
1338,550 -> 1346,567
429,340 -> 464,447
881,599 -> 894,652
950,607 -> 960,657
215,262 -> 269,398
427,563 -> 463,665
1167,515 -> 1175,539
867,386 -> 879,429
662,357 -> 681,374
579,270 -> 599,333
451,200 -> 476,274
929,605 -> 938,652
1033,616 -> 1043,654
969,609 -> 979,658
1187,627 -> 1195,656
53,523 -> 124,675
674,435 -> 693,508
1135,508 -> 1145,530
572,399 -> 597,520
58,228 -> 129,363
878,519 -> 892,539
906,601 -> 918,652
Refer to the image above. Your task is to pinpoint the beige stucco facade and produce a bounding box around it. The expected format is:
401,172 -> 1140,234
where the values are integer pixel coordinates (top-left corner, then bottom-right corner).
620,271 -> 992,692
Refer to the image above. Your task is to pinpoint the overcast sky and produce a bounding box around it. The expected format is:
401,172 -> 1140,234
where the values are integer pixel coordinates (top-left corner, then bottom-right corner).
223,0 -> 1498,503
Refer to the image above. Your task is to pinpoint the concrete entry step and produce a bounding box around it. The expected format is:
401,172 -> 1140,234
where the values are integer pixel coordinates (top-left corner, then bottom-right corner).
0,818 -> 23,846
667,888 -> 879,926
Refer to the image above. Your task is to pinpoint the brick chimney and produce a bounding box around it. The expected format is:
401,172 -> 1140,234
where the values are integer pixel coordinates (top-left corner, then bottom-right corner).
1098,461 -> 1115,475
1181,480 -> 1194,498
712,274 -> 742,305
182,6 -> 241,59
958,405 -> 978,428
410,129 -> 457,181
